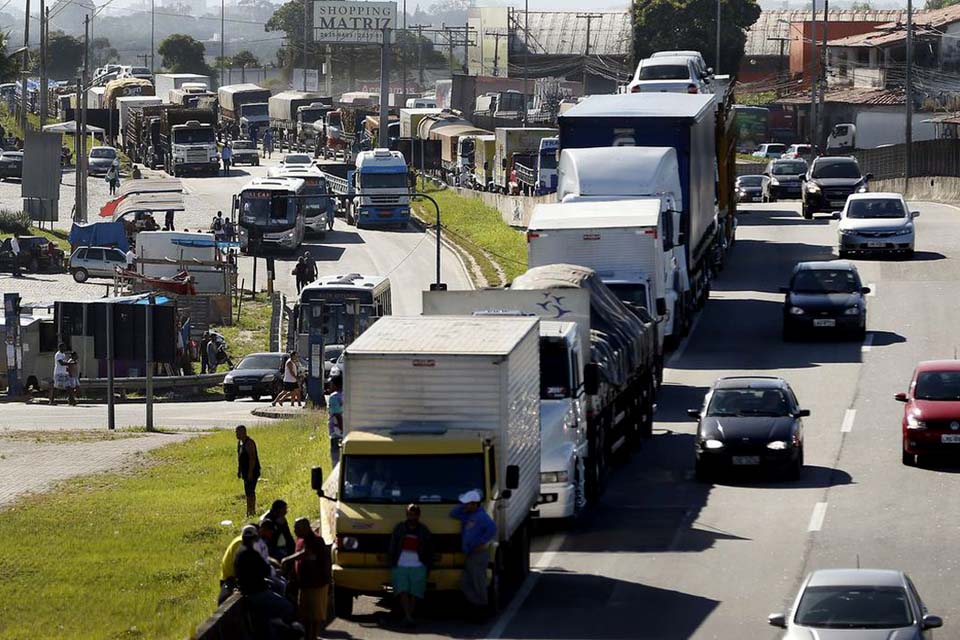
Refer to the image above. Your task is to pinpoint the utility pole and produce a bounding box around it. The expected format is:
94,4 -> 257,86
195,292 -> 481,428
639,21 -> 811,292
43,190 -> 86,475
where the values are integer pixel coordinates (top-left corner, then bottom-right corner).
402,0 -> 407,98
905,0 -> 913,189
577,13 -> 602,92
819,0 -> 828,151
810,0 -> 817,145
220,0 -> 225,85
379,28 -> 390,149
74,77 -> 82,224
484,30 -> 505,77
325,45 -> 332,95
716,0 -> 721,74
523,0 -> 529,126
303,0 -> 309,91
768,36 -> 790,96
39,0 -> 47,127
21,0 -> 30,133
80,13 -> 89,223
151,0 -> 155,72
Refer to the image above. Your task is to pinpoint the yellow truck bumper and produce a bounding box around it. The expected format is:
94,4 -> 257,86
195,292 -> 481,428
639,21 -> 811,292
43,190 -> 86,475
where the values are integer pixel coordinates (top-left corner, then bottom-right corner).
334,565 -> 469,595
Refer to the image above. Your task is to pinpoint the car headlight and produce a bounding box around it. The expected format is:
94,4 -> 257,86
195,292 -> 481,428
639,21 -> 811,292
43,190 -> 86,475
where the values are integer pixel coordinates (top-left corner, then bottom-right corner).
261,374 -> 275,382
175,158 -> 184,163
894,226 -> 913,236
769,177 -> 780,186
339,536 -> 360,551
540,470 -> 569,484
840,228 -> 855,235
857,186 -> 868,193
906,414 -> 927,430
286,232 -> 294,238
703,438 -> 724,450
223,373 -> 234,383
844,305 -> 860,315
789,306 -> 805,315
806,183 -> 820,193
766,440 -> 790,450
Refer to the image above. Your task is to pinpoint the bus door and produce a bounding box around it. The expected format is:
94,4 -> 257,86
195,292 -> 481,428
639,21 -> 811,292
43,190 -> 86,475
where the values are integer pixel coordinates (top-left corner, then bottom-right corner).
303,298 -> 379,405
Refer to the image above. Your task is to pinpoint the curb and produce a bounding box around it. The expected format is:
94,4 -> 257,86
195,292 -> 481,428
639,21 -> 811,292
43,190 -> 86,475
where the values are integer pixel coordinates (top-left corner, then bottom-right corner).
251,406 -> 319,419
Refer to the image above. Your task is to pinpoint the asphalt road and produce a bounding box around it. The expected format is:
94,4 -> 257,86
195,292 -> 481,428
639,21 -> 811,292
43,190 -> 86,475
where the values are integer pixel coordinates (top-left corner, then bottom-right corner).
323,199 -> 960,639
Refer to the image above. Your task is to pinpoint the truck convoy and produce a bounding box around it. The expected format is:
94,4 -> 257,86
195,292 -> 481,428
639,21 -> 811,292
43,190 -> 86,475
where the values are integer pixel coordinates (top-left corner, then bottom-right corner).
269,91 -> 328,142
316,314 -> 539,617
558,92 -> 736,329
218,83 -> 271,133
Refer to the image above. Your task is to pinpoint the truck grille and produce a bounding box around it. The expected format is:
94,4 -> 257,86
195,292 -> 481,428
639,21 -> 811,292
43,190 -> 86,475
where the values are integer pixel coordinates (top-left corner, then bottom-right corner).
186,151 -> 209,163
368,195 -> 403,205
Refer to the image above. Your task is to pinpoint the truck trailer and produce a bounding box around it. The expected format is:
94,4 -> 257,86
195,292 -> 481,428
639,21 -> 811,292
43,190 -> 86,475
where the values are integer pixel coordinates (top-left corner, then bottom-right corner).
218,83 -> 271,130
154,74 -> 210,103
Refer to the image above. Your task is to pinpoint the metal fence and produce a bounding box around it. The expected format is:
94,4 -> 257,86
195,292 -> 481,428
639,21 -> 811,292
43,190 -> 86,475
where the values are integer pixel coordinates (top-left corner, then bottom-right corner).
854,139 -> 960,181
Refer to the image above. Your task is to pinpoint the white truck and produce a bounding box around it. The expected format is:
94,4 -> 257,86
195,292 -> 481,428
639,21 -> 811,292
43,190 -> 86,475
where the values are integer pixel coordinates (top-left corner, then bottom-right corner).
493,127 -> 558,194
315,315 -> 539,617
554,146 -> 688,344
422,290 -> 590,521
514,136 -> 559,195
116,96 -> 162,137
154,73 -> 210,103
826,111 -> 937,151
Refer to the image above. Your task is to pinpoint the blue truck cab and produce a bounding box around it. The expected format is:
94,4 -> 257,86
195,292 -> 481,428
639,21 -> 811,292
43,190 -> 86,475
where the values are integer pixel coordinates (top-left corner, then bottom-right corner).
353,149 -> 411,229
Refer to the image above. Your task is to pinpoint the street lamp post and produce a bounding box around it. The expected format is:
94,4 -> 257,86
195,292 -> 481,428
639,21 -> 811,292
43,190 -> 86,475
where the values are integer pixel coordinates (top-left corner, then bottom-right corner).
716,0 -> 721,74
905,0 -> 913,189
412,192 -> 443,288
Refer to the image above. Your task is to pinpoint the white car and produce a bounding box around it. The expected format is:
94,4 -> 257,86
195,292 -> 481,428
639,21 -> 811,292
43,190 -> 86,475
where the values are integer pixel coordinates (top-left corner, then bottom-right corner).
837,192 -> 918,259
752,143 -> 787,159
782,143 -> 813,160
650,50 -> 712,80
627,56 -> 709,94
230,139 -> 260,166
280,153 -> 314,168
69,246 -> 128,282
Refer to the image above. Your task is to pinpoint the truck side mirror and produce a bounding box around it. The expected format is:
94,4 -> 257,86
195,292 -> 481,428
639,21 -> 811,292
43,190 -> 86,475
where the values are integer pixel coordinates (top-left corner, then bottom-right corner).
865,172 -> 874,181
505,464 -> 520,490
583,362 -> 600,395
310,466 -> 325,497
656,298 -> 668,317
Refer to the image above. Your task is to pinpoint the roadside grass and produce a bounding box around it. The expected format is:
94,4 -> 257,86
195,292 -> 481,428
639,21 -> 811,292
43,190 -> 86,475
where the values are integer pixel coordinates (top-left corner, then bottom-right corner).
0,429 -> 145,444
212,295 -> 273,360
413,182 -> 527,286
0,226 -> 71,252
0,416 -> 330,640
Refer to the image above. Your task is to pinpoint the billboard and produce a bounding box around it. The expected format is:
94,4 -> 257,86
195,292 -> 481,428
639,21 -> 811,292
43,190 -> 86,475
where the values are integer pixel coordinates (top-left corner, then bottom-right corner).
313,1 -> 397,44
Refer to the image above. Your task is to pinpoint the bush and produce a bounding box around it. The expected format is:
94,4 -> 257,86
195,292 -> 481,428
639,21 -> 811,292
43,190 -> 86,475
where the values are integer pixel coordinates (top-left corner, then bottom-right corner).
0,208 -> 31,234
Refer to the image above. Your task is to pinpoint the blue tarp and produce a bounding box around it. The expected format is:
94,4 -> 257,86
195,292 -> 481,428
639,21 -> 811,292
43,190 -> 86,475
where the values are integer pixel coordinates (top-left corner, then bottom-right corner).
68,221 -> 129,252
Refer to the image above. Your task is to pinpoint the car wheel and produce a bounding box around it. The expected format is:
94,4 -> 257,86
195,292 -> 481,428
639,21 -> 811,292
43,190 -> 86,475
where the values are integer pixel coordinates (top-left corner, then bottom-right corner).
902,449 -> 915,466
72,268 -> 88,283
838,249 -> 848,259
251,394 -> 260,403
769,193 -> 777,203
852,326 -> 866,342
787,448 -> 803,480
254,159 -> 260,166
224,392 -> 236,402
28,257 -> 39,273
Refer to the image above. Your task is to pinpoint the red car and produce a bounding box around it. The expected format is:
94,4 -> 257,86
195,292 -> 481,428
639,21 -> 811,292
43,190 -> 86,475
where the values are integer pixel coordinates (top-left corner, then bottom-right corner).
896,360 -> 960,466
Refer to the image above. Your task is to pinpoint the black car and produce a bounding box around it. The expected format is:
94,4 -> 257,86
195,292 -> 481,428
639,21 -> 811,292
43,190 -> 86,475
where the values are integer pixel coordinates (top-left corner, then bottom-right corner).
801,156 -> 872,219
0,151 -> 23,179
762,158 -> 808,202
0,236 -> 65,273
689,376 -> 808,481
781,260 -> 869,341
222,352 -> 288,401
735,175 -> 764,203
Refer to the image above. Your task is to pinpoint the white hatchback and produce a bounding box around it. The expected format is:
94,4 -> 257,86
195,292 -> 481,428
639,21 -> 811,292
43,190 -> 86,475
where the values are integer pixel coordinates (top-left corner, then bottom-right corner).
627,56 -> 710,94
837,192 -> 918,259
69,246 -> 128,282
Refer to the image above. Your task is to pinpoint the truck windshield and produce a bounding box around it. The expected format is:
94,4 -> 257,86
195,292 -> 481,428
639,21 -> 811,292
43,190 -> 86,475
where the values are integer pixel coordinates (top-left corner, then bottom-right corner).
241,104 -> 268,117
540,152 -> 558,170
360,173 -> 408,189
240,193 -> 296,228
302,184 -> 331,220
605,282 -> 650,311
173,129 -> 215,144
541,338 -> 572,399
341,454 -> 485,504
300,109 -> 325,123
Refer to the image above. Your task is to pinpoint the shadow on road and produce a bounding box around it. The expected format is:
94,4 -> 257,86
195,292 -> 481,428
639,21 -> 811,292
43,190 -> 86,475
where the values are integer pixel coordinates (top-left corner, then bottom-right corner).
869,330 -> 907,347
737,209 -> 830,227
711,464 -> 854,490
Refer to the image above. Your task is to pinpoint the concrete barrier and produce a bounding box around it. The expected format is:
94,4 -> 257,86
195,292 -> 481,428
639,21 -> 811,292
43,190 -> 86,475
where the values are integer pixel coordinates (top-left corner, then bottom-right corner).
449,186 -> 555,228
873,176 -> 960,203
191,593 -> 254,640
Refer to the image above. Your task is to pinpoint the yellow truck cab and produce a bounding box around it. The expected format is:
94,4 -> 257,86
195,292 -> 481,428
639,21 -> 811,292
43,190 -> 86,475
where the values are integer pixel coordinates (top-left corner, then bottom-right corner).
310,315 -> 540,618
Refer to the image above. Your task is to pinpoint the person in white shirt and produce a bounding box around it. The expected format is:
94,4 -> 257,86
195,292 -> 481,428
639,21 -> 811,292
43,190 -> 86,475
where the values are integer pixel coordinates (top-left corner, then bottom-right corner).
50,343 -> 76,405
271,352 -> 304,408
125,248 -> 136,270
9,232 -> 20,277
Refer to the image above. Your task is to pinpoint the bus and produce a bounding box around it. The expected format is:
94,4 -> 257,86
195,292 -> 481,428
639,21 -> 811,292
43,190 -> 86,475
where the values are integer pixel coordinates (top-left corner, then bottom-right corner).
233,177 -> 307,253
269,166 -> 335,236
733,105 -> 770,153
296,273 -> 392,403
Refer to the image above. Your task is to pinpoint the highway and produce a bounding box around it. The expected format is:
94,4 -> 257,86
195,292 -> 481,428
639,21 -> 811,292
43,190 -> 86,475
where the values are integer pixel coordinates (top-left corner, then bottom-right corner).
324,198 -> 960,638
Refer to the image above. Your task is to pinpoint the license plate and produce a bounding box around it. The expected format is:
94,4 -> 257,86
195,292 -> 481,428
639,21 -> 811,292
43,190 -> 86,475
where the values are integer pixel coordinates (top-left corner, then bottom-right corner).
867,241 -> 886,248
813,319 -> 836,327
239,385 -> 252,391
378,211 -> 393,217
830,201 -> 846,207
942,434 -> 960,443
732,456 -> 760,465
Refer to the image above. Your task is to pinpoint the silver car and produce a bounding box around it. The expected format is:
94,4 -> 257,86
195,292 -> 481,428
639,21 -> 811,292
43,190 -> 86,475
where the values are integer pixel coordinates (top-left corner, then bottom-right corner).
69,246 -> 127,282
88,146 -> 118,176
837,193 -> 918,259
769,569 -> 942,638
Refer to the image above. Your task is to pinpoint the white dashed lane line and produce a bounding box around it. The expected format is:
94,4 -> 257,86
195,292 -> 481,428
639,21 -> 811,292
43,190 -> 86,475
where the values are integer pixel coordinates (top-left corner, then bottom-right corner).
808,502 -> 828,532
841,409 -> 856,433
862,332 -> 874,353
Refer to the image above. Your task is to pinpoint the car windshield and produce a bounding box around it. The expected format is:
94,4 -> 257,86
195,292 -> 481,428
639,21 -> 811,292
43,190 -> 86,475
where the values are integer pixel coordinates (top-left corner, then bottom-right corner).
639,64 -> 690,80
763,144 -> 786,154
706,388 -> 791,417
90,148 -> 116,159
739,176 -> 763,187
541,338 -> 572,400
846,199 -> 906,219
324,345 -> 344,362
284,155 -> 312,165
232,141 -> 255,150
813,161 -> 862,179
236,355 -> 283,370
342,454 -> 484,504
791,269 -> 860,294
359,173 -> 408,189
914,371 -> 960,400
794,586 -> 913,629
772,162 -> 807,175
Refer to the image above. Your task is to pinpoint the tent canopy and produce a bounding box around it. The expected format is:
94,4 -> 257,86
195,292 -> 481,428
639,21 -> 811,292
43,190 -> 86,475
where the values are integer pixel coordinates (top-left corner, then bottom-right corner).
42,121 -> 106,134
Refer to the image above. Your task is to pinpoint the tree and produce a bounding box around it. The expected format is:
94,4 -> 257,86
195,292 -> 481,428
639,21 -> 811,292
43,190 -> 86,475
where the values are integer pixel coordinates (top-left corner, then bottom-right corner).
633,0 -> 761,75
925,0 -> 958,9
232,50 -> 260,69
0,32 -> 18,83
158,34 -> 213,76
90,37 -> 119,69
47,31 -> 85,80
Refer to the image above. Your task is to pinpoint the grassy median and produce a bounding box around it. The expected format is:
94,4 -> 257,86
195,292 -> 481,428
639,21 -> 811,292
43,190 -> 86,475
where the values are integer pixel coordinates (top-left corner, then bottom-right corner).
212,295 -> 273,360
413,184 -> 527,286
0,417 -> 329,640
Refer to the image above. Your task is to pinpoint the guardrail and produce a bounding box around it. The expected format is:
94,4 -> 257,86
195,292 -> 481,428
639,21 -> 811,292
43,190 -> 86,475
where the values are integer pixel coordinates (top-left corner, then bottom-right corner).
78,371 -> 225,394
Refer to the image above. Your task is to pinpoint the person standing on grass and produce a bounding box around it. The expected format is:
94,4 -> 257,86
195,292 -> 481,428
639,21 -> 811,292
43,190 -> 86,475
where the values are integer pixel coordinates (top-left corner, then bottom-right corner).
200,332 -> 210,374
207,336 -> 220,374
272,352 -> 303,408
236,425 -> 261,517
282,517 -> 332,640
327,376 -> 344,466
389,504 -> 432,628
450,489 -> 497,617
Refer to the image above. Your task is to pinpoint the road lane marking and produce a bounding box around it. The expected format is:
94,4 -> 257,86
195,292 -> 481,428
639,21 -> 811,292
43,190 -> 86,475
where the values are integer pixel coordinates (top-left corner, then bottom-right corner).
841,409 -> 856,433
862,332 -> 874,353
808,502 -> 828,532
488,532 -> 566,639
865,283 -> 876,297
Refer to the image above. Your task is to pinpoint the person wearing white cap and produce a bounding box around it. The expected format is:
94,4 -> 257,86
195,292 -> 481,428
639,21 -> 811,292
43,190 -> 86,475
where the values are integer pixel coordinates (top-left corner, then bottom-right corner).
450,489 -> 497,614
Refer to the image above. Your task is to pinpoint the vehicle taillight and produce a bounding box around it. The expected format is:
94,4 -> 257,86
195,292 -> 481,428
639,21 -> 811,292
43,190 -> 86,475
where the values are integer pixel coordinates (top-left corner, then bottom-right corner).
630,85 -> 641,93
687,84 -> 698,94
526,231 -> 539,243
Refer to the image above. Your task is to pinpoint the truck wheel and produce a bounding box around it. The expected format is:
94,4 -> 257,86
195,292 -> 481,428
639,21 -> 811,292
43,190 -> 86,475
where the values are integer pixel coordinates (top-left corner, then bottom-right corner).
486,549 -> 503,616
334,587 -> 354,619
